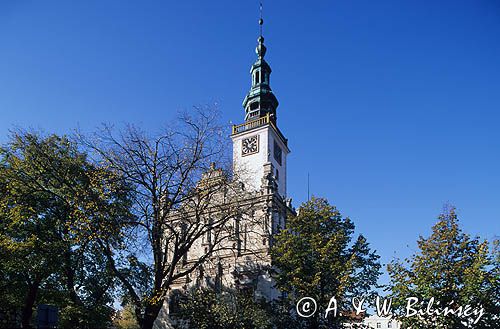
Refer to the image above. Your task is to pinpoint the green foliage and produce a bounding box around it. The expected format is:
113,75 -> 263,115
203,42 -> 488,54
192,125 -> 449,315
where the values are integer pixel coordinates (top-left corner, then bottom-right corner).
114,304 -> 140,329
0,131 -> 132,328
387,206 -> 500,328
271,197 -> 381,328
175,287 -> 274,329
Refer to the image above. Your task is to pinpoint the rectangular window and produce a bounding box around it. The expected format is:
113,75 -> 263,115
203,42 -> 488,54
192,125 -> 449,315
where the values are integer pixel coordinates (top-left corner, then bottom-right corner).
377,323 -> 381,329
181,222 -> 188,265
244,224 -> 248,251
234,217 -> 241,256
273,140 -> 282,165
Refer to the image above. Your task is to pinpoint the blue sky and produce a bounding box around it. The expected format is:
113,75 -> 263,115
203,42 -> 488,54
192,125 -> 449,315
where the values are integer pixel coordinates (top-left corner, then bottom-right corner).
1,0 -> 499,282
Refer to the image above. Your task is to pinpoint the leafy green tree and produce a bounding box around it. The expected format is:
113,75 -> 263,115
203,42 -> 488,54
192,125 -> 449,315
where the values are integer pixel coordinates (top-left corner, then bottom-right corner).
175,287 -> 274,329
0,132 -> 131,328
114,304 -> 140,329
388,206 -> 500,328
271,197 -> 381,329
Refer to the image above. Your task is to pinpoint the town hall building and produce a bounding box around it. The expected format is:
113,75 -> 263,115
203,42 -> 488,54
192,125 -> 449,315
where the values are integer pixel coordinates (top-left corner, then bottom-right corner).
154,16 -> 295,329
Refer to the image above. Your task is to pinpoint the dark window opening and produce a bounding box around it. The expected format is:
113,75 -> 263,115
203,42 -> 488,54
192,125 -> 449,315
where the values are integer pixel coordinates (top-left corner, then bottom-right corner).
244,224 -> 248,251
197,266 -> 204,286
169,290 -> 183,314
255,71 -> 260,84
234,217 -> 242,256
215,262 -> 223,293
274,140 -> 282,165
250,102 -> 259,111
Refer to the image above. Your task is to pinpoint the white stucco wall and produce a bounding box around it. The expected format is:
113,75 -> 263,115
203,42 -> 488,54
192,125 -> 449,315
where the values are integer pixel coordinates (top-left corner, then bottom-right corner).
231,124 -> 289,198
232,126 -> 269,192
267,127 -> 288,198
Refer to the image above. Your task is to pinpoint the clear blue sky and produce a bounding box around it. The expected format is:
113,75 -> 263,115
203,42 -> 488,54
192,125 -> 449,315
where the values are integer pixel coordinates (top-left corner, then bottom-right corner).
1,0 -> 499,282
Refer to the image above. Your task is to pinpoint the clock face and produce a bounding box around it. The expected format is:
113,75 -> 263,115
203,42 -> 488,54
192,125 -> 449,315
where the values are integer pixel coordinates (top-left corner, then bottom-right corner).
274,140 -> 282,165
242,135 -> 259,156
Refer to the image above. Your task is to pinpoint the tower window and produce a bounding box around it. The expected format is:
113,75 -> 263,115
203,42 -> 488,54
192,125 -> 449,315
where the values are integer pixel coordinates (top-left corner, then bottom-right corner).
274,140 -> 282,165
255,71 -> 260,84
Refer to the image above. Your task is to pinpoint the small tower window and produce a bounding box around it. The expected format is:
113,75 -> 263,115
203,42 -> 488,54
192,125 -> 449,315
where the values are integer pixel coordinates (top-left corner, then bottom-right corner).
255,71 -> 260,84
274,140 -> 282,165
250,101 -> 259,111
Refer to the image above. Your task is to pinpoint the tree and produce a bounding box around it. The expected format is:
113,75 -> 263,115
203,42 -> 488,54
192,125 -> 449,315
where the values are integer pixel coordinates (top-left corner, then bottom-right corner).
114,304 -> 140,329
175,287 -> 274,329
0,132 -> 131,328
271,197 -> 381,329
80,108 -> 255,329
387,205 -> 500,328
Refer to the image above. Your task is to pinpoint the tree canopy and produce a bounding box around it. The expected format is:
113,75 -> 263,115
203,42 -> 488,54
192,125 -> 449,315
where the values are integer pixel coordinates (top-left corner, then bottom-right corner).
271,197 -> 381,328
175,287 -> 274,329
0,132 -> 132,328
388,206 -> 500,328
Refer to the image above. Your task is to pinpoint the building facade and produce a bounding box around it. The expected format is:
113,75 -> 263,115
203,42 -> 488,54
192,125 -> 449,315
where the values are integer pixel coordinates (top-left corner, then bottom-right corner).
154,21 -> 293,329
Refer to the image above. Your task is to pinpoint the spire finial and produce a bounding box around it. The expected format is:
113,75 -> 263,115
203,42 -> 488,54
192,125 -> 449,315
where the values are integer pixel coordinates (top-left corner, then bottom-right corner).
259,2 -> 263,37
256,2 -> 266,59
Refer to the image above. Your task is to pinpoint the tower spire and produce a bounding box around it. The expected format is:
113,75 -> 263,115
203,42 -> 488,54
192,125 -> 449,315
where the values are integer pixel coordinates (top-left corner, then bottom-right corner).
242,1 -> 278,122
256,2 -> 266,59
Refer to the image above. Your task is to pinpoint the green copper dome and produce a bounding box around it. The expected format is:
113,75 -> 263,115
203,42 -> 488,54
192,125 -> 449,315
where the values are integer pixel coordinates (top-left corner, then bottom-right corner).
242,33 -> 279,123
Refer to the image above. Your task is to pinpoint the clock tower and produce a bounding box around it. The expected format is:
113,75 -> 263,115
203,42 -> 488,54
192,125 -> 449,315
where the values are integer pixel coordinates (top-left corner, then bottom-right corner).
155,15 -> 296,327
231,19 -> 289,198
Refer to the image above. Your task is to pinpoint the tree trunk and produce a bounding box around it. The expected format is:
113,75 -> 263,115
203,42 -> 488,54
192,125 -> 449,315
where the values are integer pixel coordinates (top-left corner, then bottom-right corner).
21,278 -> 40,328
139,304 -> 162,329
64,248 -> 82,327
